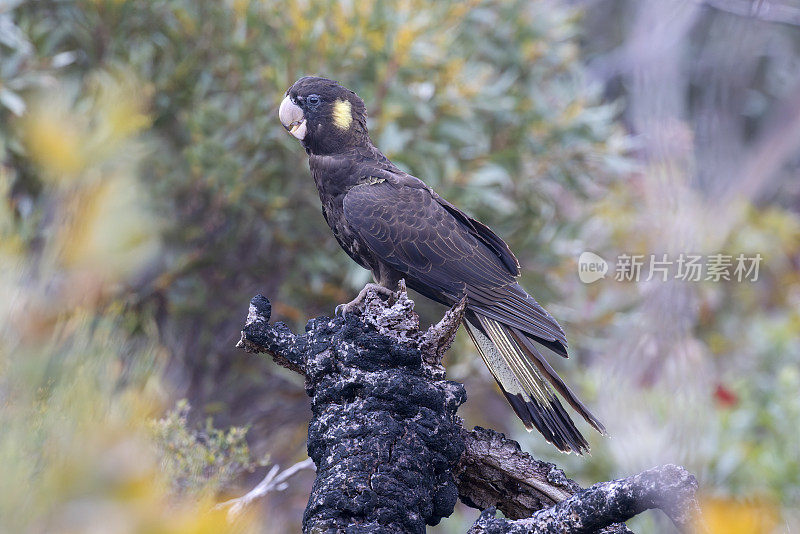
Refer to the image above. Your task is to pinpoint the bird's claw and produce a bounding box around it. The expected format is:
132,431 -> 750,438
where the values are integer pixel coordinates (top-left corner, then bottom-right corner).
335,282 -> 399,318
335,303 -> 353,317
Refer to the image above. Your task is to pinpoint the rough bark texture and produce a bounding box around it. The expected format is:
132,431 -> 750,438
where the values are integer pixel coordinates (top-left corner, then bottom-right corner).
237,288 -> 700,533
455,427 -> 635,534
468,464 -> 699,534
239,289 -> 467,533
456,426 -> 579,514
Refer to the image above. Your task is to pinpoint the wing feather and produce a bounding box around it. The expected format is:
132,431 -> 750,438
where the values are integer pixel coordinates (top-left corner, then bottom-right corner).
343,181 -> 567,351
342,178 -> 604,451
343,182 -> 512,295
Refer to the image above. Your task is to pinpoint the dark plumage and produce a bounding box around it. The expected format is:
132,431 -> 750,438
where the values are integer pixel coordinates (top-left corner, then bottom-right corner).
279,76 -> 605,453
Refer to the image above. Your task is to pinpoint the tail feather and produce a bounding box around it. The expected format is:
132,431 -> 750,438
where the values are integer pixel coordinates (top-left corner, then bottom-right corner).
509,328 -> 606,435
464,311 -> 603,454
467,284 -> 568,354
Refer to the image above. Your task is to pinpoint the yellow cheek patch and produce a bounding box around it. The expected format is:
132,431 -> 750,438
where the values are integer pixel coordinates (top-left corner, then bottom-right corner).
332,99 -> 352,130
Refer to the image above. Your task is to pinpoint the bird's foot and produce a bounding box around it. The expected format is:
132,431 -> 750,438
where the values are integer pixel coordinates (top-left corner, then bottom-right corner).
335,283 -> 397,317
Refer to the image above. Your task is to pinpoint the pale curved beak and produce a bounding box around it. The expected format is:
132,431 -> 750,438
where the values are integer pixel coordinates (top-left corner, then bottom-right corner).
279,95 -> 307,140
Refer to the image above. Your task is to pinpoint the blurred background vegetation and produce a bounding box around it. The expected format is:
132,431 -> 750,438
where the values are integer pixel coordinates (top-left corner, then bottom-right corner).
1,0 -> 798,532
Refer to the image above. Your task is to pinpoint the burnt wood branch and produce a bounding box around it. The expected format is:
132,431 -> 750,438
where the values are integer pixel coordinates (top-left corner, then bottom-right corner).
236,294 -> 306,375
456,427 -> 634,534
456,427 -> 580,515
468,464 -> 700,534
239,289 -> 467,532
237,289 -> 699,533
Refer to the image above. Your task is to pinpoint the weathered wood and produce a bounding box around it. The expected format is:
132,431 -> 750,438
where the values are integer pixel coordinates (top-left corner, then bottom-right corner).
237,287 -> 700,533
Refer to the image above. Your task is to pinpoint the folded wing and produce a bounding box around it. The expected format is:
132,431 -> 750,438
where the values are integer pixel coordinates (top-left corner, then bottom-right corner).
342,180 -> 604,452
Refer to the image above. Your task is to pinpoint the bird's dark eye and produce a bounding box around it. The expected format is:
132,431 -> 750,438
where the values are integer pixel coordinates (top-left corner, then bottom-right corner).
306,94 -> 321,107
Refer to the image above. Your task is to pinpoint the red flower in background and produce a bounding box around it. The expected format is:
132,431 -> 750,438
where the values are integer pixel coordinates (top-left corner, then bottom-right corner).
714,384 -> 738,408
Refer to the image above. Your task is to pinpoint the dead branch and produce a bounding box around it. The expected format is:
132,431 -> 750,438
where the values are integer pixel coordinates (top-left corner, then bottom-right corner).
216,458 -> 316,520
237,288 -> 700,533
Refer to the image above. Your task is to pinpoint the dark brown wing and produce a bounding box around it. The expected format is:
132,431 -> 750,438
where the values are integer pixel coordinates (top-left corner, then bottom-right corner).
342,180 -> 567,351
343,181 -> 511,293
343,180 -> 604,452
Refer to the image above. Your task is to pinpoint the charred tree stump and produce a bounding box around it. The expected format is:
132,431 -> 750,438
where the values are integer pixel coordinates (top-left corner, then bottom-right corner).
238,289 -> 467,532
237,287 -> 701,533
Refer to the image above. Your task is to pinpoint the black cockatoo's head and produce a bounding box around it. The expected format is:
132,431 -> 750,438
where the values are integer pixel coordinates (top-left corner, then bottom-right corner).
279,77 -> 369,155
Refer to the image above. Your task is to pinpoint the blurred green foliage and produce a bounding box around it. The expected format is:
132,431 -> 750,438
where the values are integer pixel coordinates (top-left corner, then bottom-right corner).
0,50 -> 260,531
151,399 -> 269,498
2,0 -> 799,532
